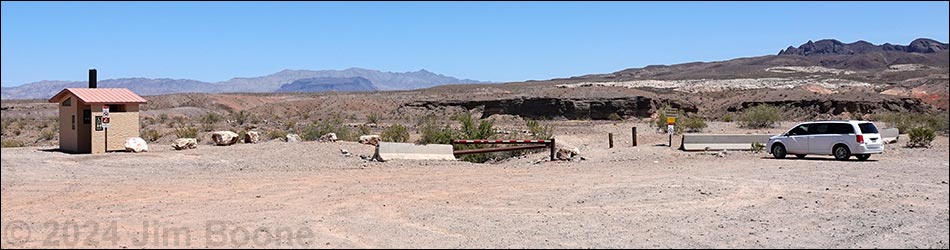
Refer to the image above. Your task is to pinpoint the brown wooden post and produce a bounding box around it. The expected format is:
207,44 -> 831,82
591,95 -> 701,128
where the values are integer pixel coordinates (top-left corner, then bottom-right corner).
549,138 -> 556,161
632,127 -> 637,147
608,133 -> 614,148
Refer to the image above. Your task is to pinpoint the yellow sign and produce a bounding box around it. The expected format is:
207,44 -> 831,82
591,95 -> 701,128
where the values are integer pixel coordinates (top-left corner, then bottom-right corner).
667,117 -> 676,125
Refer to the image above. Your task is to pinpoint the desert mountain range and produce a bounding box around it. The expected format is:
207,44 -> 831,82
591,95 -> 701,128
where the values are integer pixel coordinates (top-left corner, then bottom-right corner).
2,38 -> 947,102
0,68 -> 484,100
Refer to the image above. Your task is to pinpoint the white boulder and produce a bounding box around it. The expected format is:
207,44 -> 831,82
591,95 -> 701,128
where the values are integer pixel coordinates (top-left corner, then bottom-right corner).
244,131 -> 260,144
319,133 -> 338,142
285,133 -> 301,143
124,137 -> 148,153
211,131 -> 240,146
172,138 -> 198,150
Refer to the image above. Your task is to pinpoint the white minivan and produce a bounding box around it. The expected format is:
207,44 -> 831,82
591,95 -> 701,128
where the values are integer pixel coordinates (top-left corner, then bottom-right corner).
767,120 -> 884,161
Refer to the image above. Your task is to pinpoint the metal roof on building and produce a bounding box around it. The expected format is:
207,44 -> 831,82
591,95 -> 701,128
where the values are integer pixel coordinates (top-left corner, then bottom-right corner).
48,88 -> 147,104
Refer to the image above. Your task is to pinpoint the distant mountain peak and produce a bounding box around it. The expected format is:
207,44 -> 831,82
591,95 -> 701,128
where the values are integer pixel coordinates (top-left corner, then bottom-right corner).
2,68 -> 486,100
779,38 -> 948,56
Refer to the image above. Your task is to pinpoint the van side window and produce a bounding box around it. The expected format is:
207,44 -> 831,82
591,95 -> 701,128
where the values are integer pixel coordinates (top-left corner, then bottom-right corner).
812,123 -> 830,134
789,125 -> 809,136
830,124 -> 855,134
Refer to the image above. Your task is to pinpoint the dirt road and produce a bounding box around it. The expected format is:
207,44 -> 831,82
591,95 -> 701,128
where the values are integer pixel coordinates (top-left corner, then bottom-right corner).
2,122 -> 948,248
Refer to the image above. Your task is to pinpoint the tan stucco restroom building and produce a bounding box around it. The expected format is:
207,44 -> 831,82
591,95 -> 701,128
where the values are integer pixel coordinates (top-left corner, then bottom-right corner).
47,69 -> 147,154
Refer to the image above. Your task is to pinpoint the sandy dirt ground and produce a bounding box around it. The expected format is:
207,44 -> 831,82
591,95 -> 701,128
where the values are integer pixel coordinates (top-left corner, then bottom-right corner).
2,122 -> 948,248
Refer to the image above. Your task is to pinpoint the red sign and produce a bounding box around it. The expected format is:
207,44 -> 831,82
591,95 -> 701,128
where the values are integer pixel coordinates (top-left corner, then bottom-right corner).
102,117 -> 110,124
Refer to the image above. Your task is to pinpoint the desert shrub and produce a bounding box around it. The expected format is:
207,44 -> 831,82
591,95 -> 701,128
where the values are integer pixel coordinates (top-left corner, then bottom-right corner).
871,112 -> 949,134
172,115 -> 188,126
456,113 -> 495,140
358,124 -> 372,136
848,112 -> 864,121
142,116 -> 157,126
268,130 -> 288,140
455,114 -> 497,163
367,113 -> 380,124
906,126 -> 936,148
417,120 -> 455,145
722,114 -> 734,122
526,119 -> 555,139
230,110 -> 251,125
201,112 -> 223,131
301,117 -> 355,141
175,127 -> 198,139
284,120 -> 297,132
751,142 -> 765,153
381,124 -> 410,142
39,129 -> 56,141
1,140 -> 24,148
681,117 -> 707,133
158,113 -> 169,124
607,113 -> 623,121
739,105 -> 782,129
142,129 -> 161,142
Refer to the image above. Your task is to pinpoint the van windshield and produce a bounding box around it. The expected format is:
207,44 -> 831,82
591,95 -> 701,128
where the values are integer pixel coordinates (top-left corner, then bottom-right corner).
858,123 -> 879,134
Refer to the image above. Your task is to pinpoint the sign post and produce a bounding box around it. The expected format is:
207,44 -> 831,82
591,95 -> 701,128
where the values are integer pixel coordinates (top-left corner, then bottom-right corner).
102,105 -> 110,152
667,116 -> 676,147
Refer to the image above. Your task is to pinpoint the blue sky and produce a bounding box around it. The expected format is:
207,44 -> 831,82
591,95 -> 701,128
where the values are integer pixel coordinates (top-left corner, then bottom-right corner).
2,1 -> 948,87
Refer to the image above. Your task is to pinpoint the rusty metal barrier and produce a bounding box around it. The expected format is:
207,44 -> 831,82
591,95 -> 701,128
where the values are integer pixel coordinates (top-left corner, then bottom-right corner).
451,139 -> 556,161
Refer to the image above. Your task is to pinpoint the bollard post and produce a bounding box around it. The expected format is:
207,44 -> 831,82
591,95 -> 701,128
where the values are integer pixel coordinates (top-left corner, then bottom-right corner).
608,133 -> 614,148
632,127 -> 637,147
549,138 -> 556,161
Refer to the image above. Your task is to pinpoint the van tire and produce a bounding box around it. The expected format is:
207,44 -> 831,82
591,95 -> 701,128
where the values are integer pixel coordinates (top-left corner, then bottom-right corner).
772,144 -> 787,159
833,145 -> 851,161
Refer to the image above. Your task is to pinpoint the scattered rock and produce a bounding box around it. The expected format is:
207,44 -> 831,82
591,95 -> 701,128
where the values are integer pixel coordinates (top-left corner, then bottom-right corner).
340,149 -> 351,157
358,135 -> 381,146
555,141 -> 580,161
716,150 -> 728,158
285,134 -> 301,143
243,131 -> 260,144
211,131 -> 240,146
319,133 -> 338,142
172,138 -> 198,150
124,137 -> 148,153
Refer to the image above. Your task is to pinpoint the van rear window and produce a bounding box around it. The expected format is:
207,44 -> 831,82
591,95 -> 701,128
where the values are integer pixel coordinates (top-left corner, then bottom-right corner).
858,123 -> 879,134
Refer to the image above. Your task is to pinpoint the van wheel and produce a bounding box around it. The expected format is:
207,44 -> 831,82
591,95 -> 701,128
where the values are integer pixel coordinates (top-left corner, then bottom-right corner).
795,154 -> 806,159
856,154 -> 870,161
833,145 -> 851,161
772,144 -> 787,159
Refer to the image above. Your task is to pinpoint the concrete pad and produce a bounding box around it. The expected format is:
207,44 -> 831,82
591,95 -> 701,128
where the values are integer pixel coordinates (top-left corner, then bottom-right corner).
681,134 -> 773,151
880,128 -> 899,144
376,142 -> 456,161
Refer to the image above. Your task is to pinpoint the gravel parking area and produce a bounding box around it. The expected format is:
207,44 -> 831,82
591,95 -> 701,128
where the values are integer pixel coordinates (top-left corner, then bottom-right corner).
2,122 -> 948,248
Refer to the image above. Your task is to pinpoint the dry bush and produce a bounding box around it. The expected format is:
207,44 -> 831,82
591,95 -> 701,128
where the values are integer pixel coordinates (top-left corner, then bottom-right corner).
681,117 -> 708,133
142,129 -> 161,142
381,124 -> 410,142
175,127 -> 198,139
907,126 -> 936,148
739,105 -> 782,129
